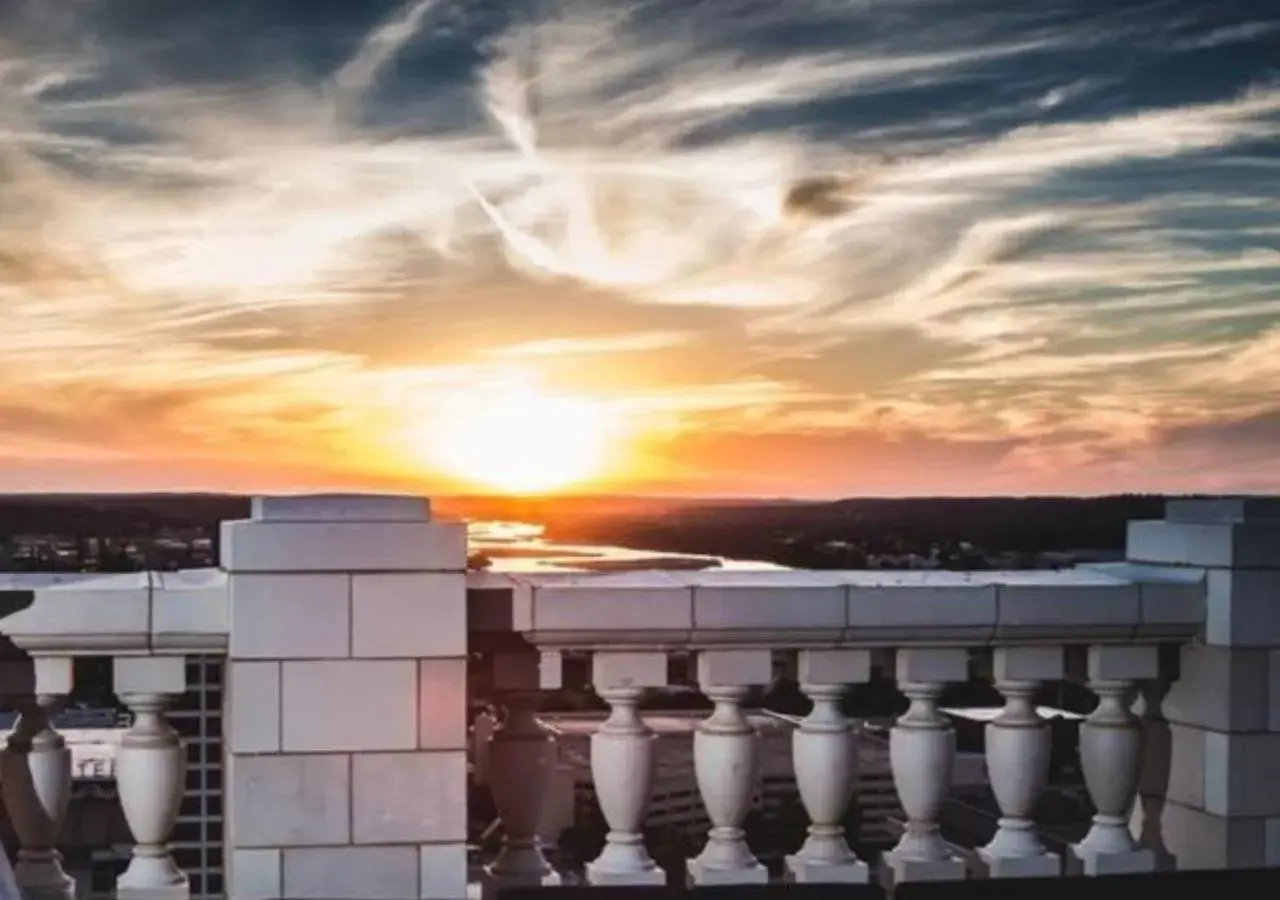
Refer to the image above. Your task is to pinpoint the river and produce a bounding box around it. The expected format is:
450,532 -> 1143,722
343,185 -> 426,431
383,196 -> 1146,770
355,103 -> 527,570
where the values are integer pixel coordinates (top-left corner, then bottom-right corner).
466,520 -> 785,572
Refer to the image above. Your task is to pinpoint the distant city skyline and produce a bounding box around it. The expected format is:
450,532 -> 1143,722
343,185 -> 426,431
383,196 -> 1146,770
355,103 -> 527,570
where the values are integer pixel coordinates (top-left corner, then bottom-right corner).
1,0 -> 1277,497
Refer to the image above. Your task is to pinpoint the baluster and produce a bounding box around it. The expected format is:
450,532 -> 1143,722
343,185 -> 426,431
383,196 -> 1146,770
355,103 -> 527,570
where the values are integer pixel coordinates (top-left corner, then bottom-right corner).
587,651 -> 667,886
0,657 -> 75,900
882,648 -> 967,888
587,688 -> 664,884
481,650 -> 561,898
114,657 -> 189,899
687,649 -> 771,886
786,649 -> 870,884
978,647 -> 1062,878
1069,646 -> 1157,875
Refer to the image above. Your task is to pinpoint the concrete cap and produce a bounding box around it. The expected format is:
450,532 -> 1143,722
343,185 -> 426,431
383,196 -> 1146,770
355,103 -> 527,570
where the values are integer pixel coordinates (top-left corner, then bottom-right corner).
251,494 -> 432,522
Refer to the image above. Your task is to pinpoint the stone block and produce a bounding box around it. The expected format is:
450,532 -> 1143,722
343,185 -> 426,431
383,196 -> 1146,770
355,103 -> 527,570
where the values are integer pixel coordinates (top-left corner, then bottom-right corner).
685,857 -> 769,886
1135,571 -> 1208,639
995,576 -> 1138,641
797,649 -> 872,685
784,854 -> 870,883
1088,644 -> 1159,682
114,656 -> 186,695
1127,519 -> 1280,569
896,647 -> 969,684
283,846 -> 419,900
151,569 -> 229,647
1132,796 -> 1271,869
1065,845 -> 1154,875
253,494 -> 431,522
229,849 -> 280,900
1206,569 -> 1280,647
352,574 -> 466,658
229,574 -> 350,660
879,852 -> 967,886
591,651 -> 668,689
1162,644 -> 1271,733
282,660 -> 417,752
1204,730 -> 1280,817
351,751 -> 467,844
228,754 -> 350,847
993,646 -> 1064,682
974,849 -> 1060,878
528,574 -> 693,633
418,658 -> 468,750
691,572 -> 844,635
221,519 -> 467,573
1137,722 -> 1205,809
419,844 -> 468,900
697,648 -> 773,688
845,573 -> 996,644
34,655 -> 73,695
227,662 -> 281,754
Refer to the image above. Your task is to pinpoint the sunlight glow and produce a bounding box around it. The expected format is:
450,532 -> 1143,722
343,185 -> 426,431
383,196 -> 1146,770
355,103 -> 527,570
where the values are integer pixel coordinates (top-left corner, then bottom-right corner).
421,384 -> 612,493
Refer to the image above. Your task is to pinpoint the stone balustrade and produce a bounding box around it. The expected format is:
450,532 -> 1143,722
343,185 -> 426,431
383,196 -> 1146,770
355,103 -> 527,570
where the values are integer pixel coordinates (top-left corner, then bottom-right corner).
0,494 -> 1276,899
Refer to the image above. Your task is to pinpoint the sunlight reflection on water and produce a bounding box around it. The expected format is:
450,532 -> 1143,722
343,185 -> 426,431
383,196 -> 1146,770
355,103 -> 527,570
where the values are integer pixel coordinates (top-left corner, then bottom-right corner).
465,520 -> 784,572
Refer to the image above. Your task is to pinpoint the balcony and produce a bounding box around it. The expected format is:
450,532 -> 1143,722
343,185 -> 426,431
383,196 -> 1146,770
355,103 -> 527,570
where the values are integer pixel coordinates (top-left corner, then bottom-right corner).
0,494 -> 1278,899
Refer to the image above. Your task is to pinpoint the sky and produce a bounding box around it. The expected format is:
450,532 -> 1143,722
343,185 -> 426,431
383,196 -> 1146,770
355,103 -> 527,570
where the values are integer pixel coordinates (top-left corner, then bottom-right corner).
1,0 -> 1278,498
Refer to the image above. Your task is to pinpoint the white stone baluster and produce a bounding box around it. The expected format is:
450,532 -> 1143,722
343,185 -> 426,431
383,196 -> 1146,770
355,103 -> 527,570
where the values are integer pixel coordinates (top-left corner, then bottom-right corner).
882,648 -> 968,887
586,652 -> 667,886
0,657 -> 75,900
1070,646 -> 1157,875
687,649 -> 771,886
978,647 -> 1063,878
115,658 -> 189,900
786,649 -> 871,884
481,651 -> 561,898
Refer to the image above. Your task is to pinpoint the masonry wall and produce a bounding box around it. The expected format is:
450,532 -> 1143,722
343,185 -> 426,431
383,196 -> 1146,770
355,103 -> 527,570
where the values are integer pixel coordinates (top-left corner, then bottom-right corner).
1128,498 -> 1280,869
221,495 -> 470,900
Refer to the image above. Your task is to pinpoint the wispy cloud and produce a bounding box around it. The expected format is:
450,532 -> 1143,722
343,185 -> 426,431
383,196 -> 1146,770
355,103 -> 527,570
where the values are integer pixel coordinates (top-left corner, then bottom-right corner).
0,0 -> 1277,494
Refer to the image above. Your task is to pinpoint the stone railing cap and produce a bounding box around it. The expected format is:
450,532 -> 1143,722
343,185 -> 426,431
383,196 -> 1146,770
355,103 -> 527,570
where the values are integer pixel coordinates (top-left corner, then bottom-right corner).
251,493 -> 431,522
1165,497 -> 1280,524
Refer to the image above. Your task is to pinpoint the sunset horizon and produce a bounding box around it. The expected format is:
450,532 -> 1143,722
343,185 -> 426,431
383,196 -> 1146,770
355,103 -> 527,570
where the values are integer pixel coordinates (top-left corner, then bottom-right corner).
3,0 -> 1278,498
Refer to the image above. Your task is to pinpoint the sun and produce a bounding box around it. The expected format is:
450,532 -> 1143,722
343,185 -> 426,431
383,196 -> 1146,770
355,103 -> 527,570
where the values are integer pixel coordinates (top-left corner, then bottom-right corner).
422,384 -> 612,493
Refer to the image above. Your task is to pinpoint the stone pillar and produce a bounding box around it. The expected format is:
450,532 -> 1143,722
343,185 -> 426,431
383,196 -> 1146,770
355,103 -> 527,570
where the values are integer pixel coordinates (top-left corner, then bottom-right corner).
1126,498 -> 1280,870
221,495 -> 469,900
0,656 -> 75,900
114,656 -> 189,900
881,648 -> 968,888
977,646 -> 1063,878
480,650 -> 561,898
785,649 -> 872,884
687,649 -> 772,887
586,652 -> 667,886
1070,645 -> 1157,875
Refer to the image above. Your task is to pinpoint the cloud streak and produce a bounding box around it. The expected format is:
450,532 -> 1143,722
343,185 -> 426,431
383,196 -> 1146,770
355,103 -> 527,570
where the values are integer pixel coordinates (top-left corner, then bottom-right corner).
0,0 -> 1277,495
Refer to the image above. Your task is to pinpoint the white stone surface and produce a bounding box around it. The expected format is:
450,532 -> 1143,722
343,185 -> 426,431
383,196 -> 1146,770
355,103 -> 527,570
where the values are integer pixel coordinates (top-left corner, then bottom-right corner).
114,656 -> 186,695
1,572 -> 150,648
1128,519 -> 1280,569
229,575 -> 349,660
229,849 -> 281,900
1206,569 -> 1280,647
591,651 -> 668,689
227,663 -> 281,754
281,661 -> 417,753
352,574 -> 466,659
525,576 -> 693,634
697,648 -> 772,687
419,845 -> 468,900
417,659 -> 468,751
896,647 -> 969,683
221,520 -> 467,573
283,846 -> 419,900
692,580 -> 845,632
1204,730 -> 1280,817
1145,723 -> 1206,809
351,752 -> 467,844
34,654 -> 74,694
229,755 -> 350,847
995,578 -> 1138,640
1162,644 -> 1271,733
1167,498 -> 1280,524
1132,797 -> 1271,870
797,648 -> 871,685
1088,645 -> 1159,682
253,494 -> 431,522
993,646 -> 1063,682
846,575 -> 996,643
